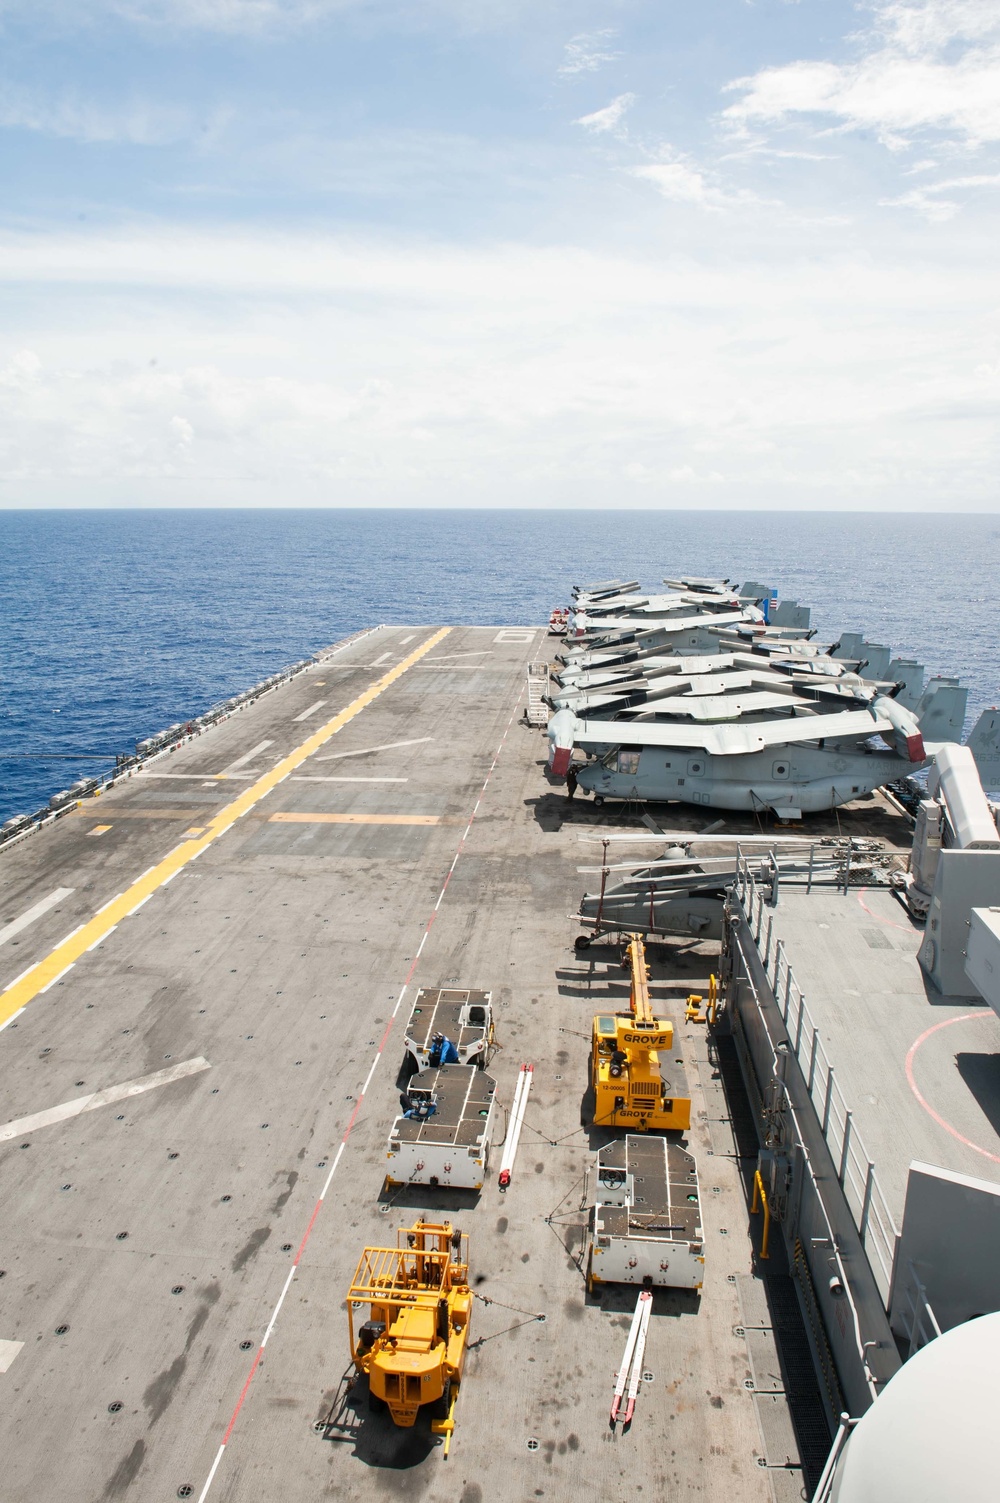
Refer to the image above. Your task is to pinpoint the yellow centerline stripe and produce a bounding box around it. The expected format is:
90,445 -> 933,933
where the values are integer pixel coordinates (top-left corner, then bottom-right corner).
0,629 -> 451,1029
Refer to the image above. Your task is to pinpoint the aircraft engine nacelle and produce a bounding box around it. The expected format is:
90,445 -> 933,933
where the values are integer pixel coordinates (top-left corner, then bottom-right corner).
872,695 -> 924,763
546,708 -> 579,778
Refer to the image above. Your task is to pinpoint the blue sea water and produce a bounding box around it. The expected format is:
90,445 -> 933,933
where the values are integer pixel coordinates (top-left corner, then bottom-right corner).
1,508 -> 997,823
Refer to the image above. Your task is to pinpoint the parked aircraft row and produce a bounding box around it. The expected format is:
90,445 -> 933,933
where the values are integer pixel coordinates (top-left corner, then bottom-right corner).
546,576 -> 998,817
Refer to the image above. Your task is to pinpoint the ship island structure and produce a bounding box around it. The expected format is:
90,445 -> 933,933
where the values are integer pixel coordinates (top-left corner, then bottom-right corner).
1,574 -> 1000,1501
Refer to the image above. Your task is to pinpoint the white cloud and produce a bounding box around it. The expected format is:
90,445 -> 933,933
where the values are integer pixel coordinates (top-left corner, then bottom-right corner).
631,161 -> 709,204
559,29 -> 621,77
880,169 -> 1000,217
575,93 -> 635,135
724,0 -> 1000,148
0,85 -> 225,144
1,225 -> 998,508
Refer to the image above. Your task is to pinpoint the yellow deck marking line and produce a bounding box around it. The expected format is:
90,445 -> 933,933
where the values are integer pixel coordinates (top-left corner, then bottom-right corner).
269,812 -> 440,826
88,825 -> 112,837
0,629 -> 450,1031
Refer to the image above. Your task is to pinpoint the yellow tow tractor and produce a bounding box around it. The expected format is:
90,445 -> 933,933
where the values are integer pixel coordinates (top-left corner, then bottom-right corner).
348,1219 -> 472,1455
590,934 -> 692,1133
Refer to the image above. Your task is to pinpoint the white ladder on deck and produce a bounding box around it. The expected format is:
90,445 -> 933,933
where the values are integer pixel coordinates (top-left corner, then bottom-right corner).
525,662 -> 550,727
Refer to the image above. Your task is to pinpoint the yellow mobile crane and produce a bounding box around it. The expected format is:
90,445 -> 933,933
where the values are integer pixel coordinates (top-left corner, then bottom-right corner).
590,934 -> 692,1132
348,1219 -> 471,1454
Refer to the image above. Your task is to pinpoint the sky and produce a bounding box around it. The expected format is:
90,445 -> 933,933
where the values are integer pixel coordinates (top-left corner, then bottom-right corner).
0,0 -> 998,510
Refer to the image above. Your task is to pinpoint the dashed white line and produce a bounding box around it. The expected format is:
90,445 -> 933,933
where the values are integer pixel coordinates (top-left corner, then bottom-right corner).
0,1056 -> 212,1143
289,776 -> 409,784
39,963 -> 74,994
86,925 -> 116,952
196,677 -> 524,1503
292,700 -> 328,723
371,651 -> 392,665
0,888 -> 75,948
318,736 -> 432,763
219,739 -> 274,775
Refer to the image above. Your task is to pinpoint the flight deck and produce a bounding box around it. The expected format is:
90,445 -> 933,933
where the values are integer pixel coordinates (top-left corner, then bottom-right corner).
0,624 -> 789,1503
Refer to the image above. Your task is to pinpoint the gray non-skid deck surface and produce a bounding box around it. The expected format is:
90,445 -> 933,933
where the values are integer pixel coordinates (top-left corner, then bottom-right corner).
764,885 -> 1000,1221
0,625 -> 773,1502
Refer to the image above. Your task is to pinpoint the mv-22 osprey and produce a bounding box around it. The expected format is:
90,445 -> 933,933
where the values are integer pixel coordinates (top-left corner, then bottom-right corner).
546,576 -> 999,818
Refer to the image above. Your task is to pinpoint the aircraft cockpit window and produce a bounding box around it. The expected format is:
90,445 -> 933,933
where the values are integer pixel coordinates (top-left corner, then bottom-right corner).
617,750 -> 640,775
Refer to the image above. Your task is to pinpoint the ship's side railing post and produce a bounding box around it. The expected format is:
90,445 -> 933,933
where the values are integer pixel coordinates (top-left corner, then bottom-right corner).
822,1066 -> 836,1138
838,1111 -> 853,1186
807,1026 -> 820,1094
811,1414 -> 856,1503
859,1160 -> 876,1242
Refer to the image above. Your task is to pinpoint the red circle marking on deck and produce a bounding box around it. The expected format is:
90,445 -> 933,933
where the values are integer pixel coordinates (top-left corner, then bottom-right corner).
856,888 -> 917,934
905,1012 -> 1000,1166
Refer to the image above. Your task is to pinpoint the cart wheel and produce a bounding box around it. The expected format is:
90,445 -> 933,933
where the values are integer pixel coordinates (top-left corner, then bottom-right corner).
594,796 -> 605,807
574,935 -> 591,951
434,1379 -> 453,1420
368,1388 -> 387,1415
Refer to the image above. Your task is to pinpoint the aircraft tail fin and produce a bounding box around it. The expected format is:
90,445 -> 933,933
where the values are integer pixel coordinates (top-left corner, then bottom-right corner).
965,708 -> 1000,793
916,679 -> 968,746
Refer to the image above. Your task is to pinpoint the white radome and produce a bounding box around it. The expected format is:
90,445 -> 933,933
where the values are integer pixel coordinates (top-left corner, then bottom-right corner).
831,1313 -> 1000,1502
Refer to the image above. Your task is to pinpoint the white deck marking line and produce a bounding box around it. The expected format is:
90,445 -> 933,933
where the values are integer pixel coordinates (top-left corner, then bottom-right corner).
39,963 -> 74,994
288,776 -> 409,783
0,1006 -> 25,1034
292,700 -> 327,723
371,651 -> 392,665
0,1056 -> 211,1143
218,739 -> 274,776
138,772 -> 255,781
424,651 -> 490,660
0,888 -> 75,948
400,634 -> 415,644
86,926 -> 115,952
197,671 -> 524,1503
197,1447 -> 226,1503
318,735 -> 432,762
0,630 -> 450,1032
0,1340 -> 25,1374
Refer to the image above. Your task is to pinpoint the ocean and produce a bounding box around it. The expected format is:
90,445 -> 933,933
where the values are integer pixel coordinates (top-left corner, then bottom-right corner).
1,508 -> 997,823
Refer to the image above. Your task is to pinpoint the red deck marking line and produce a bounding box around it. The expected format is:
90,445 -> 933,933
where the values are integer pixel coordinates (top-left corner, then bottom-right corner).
856,888 -> 918,933
196,685 -> 526,1502
905,1011 -> 1000,1165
